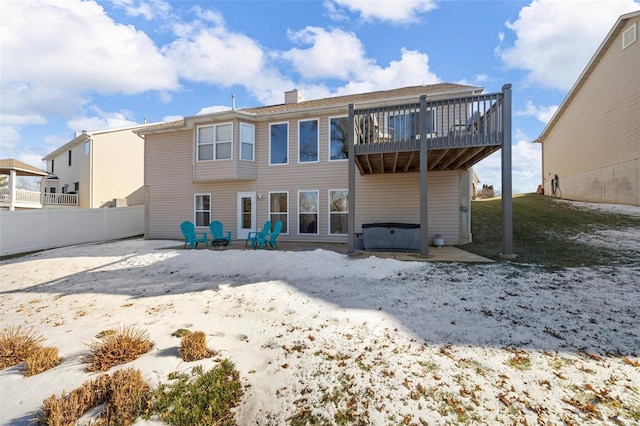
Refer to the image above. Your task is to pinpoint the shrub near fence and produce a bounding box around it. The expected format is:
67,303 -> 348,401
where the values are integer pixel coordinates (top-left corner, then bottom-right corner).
0,206 -> 144,256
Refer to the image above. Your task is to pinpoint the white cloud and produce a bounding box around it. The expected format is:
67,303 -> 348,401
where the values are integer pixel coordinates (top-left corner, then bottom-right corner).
282,27 -> 373,80
473,136 -> 542,195
162,17 -> 265,86
333,48 -> 441,96
498,0 -> 639,90
109,0 -> 172,20
196,106 -> 232,115
328,0 -> 437,23
67,107 -> 138,133
162,115 -> 184,123
517,100 -> 558,124
0,126 -> 22,153
0,0 -> 178,124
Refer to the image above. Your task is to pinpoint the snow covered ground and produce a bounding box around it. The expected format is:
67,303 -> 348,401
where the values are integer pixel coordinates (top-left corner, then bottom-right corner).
1,200 -> 639,425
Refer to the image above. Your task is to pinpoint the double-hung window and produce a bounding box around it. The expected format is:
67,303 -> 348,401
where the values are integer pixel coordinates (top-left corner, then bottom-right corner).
197,123 -> 232,161
68,150 -> 72,166
240,123 -> 255,161
299,119 -> 318,163
194,194 -> 211,227
298,190 -> 318,235
269,192 -> 288,234
329,116 -> 348,161
329,190 -> 348,235
270,122 -> 288,165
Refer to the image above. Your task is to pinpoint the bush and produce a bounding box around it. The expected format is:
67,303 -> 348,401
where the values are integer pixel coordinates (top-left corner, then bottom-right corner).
102,368 -> 150,425
85,326 -> 153,372
179,331 -> 215,362
25,347 -> 61,376
0,325 -> 45,369
36,368 -> 149,426
37,374 -> 111,425
144,361 -> 242,425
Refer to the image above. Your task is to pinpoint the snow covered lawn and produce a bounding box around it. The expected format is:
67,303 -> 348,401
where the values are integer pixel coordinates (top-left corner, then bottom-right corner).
1,201 -> 639,425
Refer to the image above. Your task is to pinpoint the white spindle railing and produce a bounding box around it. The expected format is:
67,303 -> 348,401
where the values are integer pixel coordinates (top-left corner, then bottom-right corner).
0,189 -> 78,206
16,189 -> 42,203
43,193 -> 78,205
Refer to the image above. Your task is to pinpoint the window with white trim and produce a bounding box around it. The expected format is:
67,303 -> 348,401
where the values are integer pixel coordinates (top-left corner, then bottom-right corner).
623,22 -> 637,49
299,119 -> 318,163
270,122 -> 289,165
240,123 -> 255,161
50,159 -> 54,173
298,190 -> 318,235
329,190 -> 348,235
194,194 -> 211,227
68,150 -> 72,166
197,123 -> 232,161
269,191 -> 289,234
329,116 -> 349,161
84,141 -> 90,156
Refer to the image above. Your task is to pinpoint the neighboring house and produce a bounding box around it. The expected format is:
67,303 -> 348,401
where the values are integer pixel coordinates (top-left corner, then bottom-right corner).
139,83 -> 514,256
535,10 -> 640,206
0,159 -> 51,210
42,124 -> 157,209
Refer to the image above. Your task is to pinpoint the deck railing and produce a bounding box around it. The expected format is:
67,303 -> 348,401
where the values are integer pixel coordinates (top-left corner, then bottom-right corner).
43,193 -> 78,206
0,188 -> 78,206
353,91 -> 505,155
0,188 -> 42,204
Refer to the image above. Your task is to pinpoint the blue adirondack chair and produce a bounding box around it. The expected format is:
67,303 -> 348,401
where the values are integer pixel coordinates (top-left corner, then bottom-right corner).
257,220 -> 283,250
180,221 -> 208,250
245,220 -> 271,249
209,221 -> 232,246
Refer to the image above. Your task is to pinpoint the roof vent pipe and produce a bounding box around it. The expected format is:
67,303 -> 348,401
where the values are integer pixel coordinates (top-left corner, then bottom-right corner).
232,94 -> 236,110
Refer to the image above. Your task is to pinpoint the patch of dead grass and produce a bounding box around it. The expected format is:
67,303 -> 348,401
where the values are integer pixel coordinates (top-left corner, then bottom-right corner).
0,325 -> 45,369
85,325 -> 153,372
178,331 -> 216,362
35,368 -> 149,426
25,347 -> 62,376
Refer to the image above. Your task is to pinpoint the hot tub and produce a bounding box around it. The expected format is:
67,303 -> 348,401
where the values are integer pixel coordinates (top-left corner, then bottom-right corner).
362,223 -> 420,251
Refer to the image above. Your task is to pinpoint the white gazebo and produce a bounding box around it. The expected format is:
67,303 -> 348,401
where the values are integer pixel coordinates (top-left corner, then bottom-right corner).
0,159 -> 50,210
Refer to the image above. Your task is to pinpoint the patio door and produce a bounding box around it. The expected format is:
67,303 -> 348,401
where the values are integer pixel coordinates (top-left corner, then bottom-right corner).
237,192 -> 256,240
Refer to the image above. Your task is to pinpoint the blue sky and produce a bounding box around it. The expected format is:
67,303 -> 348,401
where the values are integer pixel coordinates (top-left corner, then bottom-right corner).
2,0 -> 638,194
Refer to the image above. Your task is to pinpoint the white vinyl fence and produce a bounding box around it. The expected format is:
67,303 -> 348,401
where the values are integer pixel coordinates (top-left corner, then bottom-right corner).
0,206 -> 144,257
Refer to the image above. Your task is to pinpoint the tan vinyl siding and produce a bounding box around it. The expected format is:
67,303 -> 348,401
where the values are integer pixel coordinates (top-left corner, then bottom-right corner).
92,130 -> 145,208
146,130 -> 198,239
543,16 -> 640,205
146,112 -> 463,243
355,172 -> 461,244
144,84 -> 488,242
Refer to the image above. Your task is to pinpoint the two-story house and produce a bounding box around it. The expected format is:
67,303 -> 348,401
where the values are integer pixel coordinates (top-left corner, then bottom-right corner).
42,124 -> 158,209
139,83 -> 514,256
535,10 -> 640,206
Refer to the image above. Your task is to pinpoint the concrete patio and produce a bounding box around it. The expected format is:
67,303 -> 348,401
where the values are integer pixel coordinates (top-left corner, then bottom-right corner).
174,240 -> 495,263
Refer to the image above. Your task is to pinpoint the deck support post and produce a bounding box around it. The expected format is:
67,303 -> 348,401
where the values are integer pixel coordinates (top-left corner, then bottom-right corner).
501,84 -> 515,258
419,95 -> 429,257
348,103 -> 356,253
